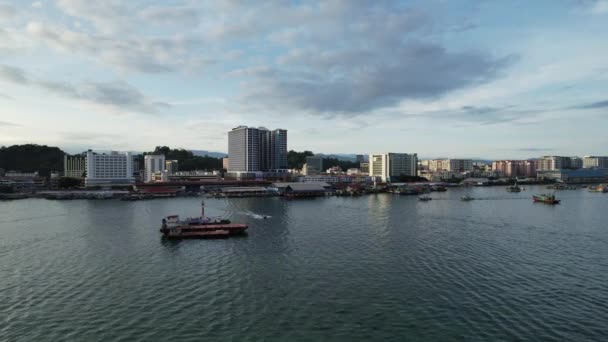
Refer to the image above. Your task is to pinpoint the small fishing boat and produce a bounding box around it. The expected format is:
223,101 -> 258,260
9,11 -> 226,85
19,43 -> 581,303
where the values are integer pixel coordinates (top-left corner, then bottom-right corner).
460,195 -> 474,201
532,193 -> 560,204
418,195 -> 432,201
431,185 -> 448,192
506,181 -> 521,192
588,184 -> 608,193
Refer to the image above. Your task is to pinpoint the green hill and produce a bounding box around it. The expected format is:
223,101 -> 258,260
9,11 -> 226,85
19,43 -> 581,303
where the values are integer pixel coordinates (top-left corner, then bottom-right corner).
0,144 -> 65,177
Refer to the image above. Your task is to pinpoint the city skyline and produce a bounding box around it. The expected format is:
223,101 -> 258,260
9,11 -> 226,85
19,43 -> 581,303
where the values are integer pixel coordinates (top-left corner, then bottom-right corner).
1,1 -> 608,158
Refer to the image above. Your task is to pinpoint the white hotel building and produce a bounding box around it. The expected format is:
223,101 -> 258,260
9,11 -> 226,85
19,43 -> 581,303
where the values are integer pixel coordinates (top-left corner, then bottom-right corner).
85,150 -> 135,187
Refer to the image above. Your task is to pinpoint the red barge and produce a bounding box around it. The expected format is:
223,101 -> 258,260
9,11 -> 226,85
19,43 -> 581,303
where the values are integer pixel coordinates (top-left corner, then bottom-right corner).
160,201 -> 248,239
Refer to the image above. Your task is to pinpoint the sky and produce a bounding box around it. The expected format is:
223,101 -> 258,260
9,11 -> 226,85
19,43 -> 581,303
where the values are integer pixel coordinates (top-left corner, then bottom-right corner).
0,0 -> 607,159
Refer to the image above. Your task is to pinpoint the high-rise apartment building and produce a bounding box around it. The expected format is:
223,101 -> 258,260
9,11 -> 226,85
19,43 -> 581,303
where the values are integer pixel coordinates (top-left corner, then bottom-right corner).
369,153 -> 417,182
64,154 -> 86,179
583,156 -> 608,169
427,159 -> 473,172
144,155 -> 166,183
85,151 -> 134,187
270,129 -> 288,170
539,156 -> 583,170
447,159 -> 473,172
492,160 -> 539,178
228,126 -> 287,172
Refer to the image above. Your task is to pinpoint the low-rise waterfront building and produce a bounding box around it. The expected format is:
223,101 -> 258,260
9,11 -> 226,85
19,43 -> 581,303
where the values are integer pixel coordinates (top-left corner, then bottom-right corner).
4,171 -> 39,178
220,187 -> 275,197
271,182 -> 332,197
537,169 -> 608,183
298,175 -> 350,184
1,171 -> 46,192
326,166 -> 343,174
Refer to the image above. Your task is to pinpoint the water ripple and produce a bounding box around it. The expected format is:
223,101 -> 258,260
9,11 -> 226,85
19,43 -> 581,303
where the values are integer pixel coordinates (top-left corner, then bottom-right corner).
1,188 -> 608,341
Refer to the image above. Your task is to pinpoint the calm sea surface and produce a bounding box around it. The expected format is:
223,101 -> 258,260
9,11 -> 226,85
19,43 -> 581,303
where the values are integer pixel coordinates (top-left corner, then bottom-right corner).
1,185 -> 608,341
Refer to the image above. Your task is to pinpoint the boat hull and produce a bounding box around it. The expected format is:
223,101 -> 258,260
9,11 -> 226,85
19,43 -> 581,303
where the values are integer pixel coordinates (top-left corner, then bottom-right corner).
160,223 -> 248,239
533,196 -> 560,204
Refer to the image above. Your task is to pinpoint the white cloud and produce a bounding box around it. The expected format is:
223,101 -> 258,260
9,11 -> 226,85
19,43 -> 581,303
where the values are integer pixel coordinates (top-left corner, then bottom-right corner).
0,64 -> 169,114
0,3 -> 16,21
592,0 -> 608,13
138,5 -> 200,27
25,21 -> 212,73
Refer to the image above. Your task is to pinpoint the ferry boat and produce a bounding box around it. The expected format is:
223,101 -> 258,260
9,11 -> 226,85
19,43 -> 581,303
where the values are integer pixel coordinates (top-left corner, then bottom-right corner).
532,193 -> 560,204
160,201 -> 247,239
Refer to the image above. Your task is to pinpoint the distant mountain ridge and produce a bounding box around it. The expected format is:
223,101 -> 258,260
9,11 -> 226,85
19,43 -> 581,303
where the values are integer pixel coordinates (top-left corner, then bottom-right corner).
191,150 -> 227,159
314,153 -> 359,161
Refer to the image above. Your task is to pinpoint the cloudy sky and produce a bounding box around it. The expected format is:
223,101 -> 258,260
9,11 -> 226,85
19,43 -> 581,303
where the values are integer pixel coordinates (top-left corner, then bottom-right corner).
1,0 -> 607,158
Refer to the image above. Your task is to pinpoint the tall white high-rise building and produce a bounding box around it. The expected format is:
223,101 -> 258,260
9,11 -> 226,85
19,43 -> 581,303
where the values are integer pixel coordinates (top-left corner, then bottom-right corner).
228,126 -> 288,172
369,153 -> 418,182
228,126 -> 260,172
144,155 -> 166,182
85,151 -> 134,187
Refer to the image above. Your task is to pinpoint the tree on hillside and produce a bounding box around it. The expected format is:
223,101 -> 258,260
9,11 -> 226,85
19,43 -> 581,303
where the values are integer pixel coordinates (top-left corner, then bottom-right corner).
0,144 -> 65,177
142,146 -> 223,171
287,150 -> 314,169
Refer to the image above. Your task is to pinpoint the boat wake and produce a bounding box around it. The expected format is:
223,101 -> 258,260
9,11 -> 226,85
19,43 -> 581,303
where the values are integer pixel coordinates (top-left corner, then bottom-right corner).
239,211 -> 271,219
